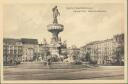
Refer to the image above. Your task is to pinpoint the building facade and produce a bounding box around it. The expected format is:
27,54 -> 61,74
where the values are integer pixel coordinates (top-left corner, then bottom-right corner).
3,38 -> 22,65
82,33 -> 124,65
3,38 -> 39,65
21,38 -> 38,62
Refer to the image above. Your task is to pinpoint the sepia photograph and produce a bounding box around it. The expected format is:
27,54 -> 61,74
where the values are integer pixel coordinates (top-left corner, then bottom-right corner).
0,0 -> 127,84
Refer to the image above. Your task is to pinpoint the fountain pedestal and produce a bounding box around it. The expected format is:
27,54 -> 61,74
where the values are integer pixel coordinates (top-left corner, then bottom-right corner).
47,23 -> 64,61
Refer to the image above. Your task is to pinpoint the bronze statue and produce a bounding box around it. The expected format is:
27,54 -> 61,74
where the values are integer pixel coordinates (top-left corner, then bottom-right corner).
52,6 -> 60,24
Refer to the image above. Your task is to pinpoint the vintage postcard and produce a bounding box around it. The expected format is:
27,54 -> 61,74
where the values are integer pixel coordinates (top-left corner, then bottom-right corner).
0,0 -> 127,84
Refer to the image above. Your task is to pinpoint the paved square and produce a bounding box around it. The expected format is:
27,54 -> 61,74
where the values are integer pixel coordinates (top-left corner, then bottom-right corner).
3,64 -> 124,80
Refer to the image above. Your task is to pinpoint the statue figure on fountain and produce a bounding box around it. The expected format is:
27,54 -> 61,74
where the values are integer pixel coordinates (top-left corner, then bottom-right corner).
52,6 -> 60,24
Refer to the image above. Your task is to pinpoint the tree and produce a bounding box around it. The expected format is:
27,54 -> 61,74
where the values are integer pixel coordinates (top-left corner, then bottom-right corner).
79,52 -> 86,62
71,49 -> 79,60
113,46 -> 124,65
85,52 -> 91,62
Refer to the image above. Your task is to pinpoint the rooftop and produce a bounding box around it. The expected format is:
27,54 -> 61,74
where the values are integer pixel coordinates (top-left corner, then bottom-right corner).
3,38 -> 21,44
21,38 -> 38,44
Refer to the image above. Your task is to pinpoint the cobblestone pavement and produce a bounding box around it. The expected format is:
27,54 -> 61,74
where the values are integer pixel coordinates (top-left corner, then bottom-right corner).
3,63 -> 124,80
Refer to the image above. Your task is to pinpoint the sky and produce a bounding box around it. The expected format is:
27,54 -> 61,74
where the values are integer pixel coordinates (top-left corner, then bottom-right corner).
3,3 -> 124,47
